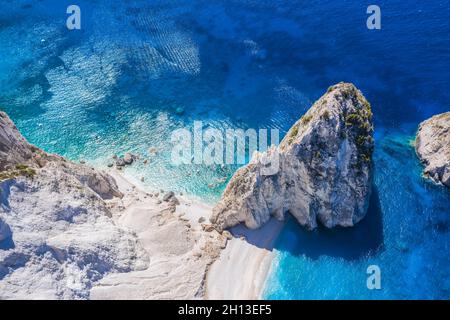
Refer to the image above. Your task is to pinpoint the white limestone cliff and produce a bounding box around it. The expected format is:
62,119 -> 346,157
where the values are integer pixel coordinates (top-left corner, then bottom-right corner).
0,112 -> 149,299
0,111 -> 223,299
211,83 -> 374,231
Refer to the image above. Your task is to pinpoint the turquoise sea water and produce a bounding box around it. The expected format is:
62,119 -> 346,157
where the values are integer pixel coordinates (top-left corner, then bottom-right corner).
265,127 -> 450,299
0,0 -> 449,298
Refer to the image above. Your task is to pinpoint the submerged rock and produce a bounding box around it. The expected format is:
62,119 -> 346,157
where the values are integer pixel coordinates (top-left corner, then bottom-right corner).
0,112 -> 36,170
115,157 -> 125,167
211,83 -> 374,231
415,112 -> 450,188
123,152 -> 135,165
114,153 -> 137,168
175,107 -> 185,115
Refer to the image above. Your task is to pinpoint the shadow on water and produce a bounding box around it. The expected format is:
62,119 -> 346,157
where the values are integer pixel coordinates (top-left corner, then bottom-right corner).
272,187 -> 384,261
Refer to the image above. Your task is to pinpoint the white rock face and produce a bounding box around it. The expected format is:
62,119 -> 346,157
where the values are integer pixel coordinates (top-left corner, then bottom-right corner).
416,112 -> 450,188
211,83 -> 374,230
0,112 -> 147,299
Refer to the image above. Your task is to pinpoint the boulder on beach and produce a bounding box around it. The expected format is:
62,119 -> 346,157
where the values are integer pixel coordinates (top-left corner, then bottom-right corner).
175,107 -> 185,115
211,83 -> 374,231
123,153 -> 134,165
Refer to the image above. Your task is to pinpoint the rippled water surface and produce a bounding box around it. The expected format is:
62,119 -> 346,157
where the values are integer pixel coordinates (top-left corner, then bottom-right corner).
0,0 -> 449,298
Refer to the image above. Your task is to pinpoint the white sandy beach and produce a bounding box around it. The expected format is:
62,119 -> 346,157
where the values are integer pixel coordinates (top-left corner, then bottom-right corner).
98,170 -> 284,300
205,219 -> 284,299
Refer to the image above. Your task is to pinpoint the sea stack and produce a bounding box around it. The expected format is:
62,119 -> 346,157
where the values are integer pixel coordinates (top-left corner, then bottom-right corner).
415,112 -> 450,188
211,83 -> 374,231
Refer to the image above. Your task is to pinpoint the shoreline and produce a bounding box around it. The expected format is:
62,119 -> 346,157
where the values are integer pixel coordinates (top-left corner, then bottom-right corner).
106,168 -> 283,300
205,218 -> 284,299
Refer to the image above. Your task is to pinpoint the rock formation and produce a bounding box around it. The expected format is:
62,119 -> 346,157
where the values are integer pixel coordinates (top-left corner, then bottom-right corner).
0,111 -> 224,300
0,112 -> 122,200
211,83 -> 374,231
0,111 -> 146,299
415,112 -> 450,188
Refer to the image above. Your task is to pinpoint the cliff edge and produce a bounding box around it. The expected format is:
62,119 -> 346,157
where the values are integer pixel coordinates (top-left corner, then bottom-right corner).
211,83 -> 374,231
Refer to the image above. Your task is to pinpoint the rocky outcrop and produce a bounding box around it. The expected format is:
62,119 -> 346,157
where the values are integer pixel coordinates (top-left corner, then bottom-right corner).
0,112 -> 122,200
0,218 -> 11,242
0,112 -> 146,299
0,112 -> 36,170
415,112 -> 450,188
211,83 -> 374,231
113,153 -> 138,169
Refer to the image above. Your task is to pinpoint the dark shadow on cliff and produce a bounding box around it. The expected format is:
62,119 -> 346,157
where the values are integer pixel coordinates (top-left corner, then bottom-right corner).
230,217 -> 285,252
230,187 -> 384,261
273,187 -> 384,261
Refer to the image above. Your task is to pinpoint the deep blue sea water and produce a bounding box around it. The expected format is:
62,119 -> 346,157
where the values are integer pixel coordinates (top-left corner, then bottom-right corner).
0,0 -> 449,299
